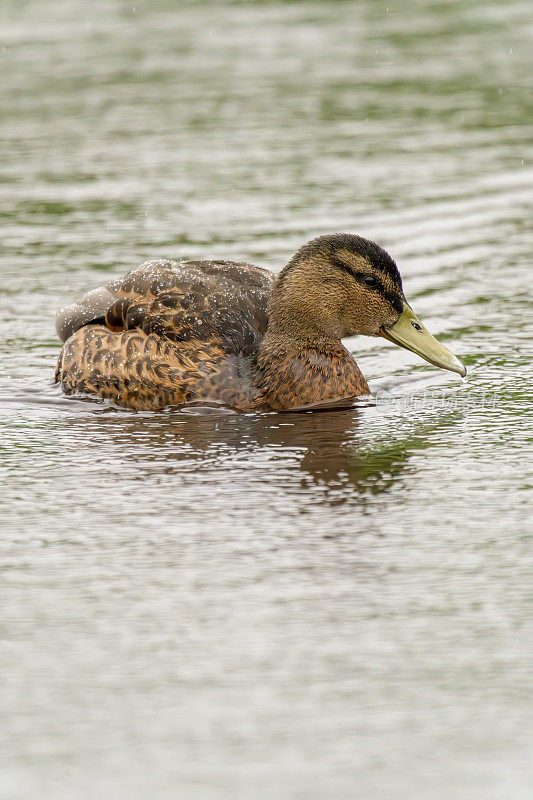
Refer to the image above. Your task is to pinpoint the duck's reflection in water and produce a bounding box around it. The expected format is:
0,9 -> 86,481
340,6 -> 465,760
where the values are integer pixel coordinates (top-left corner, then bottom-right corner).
67,404 -> 433,496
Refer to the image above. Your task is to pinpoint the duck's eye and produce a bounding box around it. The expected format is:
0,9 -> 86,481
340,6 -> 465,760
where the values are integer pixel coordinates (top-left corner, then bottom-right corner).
364,276 -> 378,287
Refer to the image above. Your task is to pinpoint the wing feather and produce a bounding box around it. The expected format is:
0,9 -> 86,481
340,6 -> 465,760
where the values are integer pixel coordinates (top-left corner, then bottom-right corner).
55,258 -> 275,355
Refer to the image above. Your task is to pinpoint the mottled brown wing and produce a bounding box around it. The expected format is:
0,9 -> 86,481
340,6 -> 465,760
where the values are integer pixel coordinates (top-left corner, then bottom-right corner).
55,258 -> 275,353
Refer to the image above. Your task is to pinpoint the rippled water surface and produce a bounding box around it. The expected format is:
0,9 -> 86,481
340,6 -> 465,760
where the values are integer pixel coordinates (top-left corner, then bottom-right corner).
1,1 -> 532,797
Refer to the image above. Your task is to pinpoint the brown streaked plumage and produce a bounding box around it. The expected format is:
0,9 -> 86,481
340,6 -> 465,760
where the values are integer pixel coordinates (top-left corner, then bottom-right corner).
55,233 -> 465,412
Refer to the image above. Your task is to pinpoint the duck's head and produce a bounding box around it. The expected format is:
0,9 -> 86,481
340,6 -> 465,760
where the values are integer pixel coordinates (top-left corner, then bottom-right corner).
269,233 -> 466,376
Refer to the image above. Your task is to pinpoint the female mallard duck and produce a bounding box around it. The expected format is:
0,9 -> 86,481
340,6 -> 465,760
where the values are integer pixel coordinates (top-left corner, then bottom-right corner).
55,233 -> 465,412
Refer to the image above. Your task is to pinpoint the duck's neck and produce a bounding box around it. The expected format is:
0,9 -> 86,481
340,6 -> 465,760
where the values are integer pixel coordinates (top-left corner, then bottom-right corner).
252,329 -> 370,412
250,265 -> 370,411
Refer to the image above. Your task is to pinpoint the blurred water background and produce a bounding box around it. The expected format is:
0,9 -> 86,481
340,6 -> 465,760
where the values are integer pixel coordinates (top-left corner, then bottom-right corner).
0,0 -> 532,798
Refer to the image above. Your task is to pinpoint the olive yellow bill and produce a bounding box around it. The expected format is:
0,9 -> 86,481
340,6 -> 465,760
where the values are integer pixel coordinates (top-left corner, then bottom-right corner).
379,302 -> 466,377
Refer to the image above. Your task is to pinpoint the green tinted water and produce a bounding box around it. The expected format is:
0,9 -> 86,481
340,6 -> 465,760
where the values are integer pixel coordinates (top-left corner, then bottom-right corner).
1,1 -> 532,798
